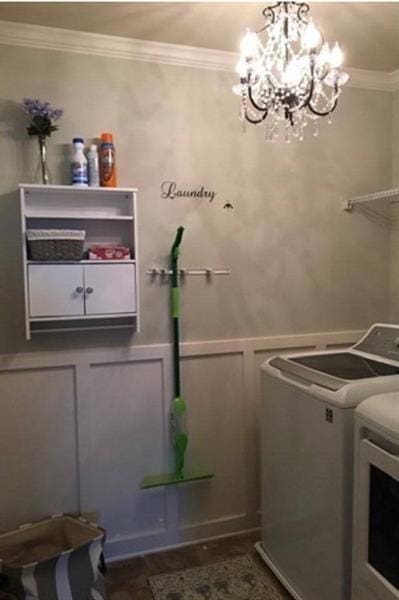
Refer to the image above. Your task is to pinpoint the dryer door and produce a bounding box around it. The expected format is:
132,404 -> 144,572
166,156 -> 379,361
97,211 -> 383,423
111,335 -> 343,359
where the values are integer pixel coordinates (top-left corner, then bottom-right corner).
353,437 -> 399,600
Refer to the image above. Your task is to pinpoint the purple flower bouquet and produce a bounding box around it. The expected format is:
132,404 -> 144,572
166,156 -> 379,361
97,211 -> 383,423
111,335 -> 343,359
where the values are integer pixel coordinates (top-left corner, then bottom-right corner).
22,98 -> 63,137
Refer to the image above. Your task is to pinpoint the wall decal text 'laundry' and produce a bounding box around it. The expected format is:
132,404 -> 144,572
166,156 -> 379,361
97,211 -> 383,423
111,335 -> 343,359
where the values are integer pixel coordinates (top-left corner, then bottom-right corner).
161,181 -> 217,203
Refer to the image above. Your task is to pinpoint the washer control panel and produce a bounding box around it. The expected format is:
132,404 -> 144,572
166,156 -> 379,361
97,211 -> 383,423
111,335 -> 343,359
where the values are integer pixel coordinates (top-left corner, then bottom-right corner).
354,325 -> 399,361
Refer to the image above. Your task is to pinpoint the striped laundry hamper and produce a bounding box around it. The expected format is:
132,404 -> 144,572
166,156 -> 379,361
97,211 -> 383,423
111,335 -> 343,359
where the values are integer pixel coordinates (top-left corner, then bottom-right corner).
0,515 -> 106,600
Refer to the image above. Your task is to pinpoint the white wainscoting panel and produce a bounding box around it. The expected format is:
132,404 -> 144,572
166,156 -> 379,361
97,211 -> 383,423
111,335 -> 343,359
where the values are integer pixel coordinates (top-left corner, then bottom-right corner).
0,330 -> 362,560
177,353 -> 246,527
0,366 -> 79,531
88,358 -> 167,540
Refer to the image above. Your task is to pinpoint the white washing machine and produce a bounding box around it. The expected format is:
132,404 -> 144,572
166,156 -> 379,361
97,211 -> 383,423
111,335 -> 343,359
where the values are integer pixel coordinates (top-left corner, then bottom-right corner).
256,324 -> 399,600
352,392 -> 399,600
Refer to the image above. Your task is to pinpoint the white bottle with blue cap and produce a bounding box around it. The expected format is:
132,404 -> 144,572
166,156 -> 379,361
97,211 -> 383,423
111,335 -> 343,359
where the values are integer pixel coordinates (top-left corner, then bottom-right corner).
71,138 -> 88,186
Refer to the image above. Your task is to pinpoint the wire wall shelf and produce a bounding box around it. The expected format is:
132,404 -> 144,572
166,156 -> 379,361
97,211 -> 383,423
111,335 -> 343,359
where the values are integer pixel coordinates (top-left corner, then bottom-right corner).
343,188 -> 399,212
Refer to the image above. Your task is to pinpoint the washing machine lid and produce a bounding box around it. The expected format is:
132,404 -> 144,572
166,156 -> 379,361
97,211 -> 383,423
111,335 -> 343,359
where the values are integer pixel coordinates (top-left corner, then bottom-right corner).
269,324 -> 399,392
270,352 -> 399,392
291,353 -> 399,379
357,392 -> 399,439
269,356 -> 346,391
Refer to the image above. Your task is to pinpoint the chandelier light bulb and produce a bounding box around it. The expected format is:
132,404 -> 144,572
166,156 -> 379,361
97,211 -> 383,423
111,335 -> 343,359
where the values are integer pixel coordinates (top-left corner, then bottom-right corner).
301,19 -> 322,50
330,42 -> 344,68
317,43 -> 331,66
236,57 -> 248,78
240,30 -> 259,59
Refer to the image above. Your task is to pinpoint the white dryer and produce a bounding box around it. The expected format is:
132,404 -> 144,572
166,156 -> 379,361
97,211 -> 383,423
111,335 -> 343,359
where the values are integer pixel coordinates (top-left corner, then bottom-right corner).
352,392 -> 399,600
257,324 -> 399,600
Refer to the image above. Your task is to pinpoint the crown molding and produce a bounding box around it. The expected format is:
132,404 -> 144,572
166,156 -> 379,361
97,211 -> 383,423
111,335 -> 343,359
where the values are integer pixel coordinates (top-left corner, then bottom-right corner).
0,20 -> 236,72
345,67 -> 397,92
390,70 -> 399,92
0,19 -> 397,92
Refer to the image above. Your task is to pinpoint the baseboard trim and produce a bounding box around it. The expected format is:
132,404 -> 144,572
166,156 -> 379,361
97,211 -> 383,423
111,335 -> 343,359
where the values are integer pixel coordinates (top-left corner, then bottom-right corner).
105,512 -> 260,562
107,526 -> 261,564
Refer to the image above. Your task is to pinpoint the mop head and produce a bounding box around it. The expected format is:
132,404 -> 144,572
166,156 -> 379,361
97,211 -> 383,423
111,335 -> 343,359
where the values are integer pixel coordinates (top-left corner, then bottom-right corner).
140,468 -> 214,489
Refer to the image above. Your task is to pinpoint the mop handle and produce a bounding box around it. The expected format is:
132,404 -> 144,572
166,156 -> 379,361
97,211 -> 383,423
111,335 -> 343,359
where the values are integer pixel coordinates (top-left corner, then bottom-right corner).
171,226 -> 184,398
171,226 -> 184,262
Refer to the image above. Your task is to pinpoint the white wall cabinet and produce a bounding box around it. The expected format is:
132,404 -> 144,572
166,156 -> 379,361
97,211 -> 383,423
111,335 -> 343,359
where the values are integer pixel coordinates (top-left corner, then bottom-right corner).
20,185 -> 140,338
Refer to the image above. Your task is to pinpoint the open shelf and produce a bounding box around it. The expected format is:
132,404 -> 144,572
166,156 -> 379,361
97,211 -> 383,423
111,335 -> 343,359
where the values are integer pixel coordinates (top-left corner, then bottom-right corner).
19,184 -> 138,193
28,259 -> 136,265
25,213 -> 134,221
22,184 -> 136,219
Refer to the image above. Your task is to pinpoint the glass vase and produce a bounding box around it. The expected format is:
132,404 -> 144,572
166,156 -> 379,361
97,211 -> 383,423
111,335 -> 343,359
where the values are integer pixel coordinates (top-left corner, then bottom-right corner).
36,135 -> 51,185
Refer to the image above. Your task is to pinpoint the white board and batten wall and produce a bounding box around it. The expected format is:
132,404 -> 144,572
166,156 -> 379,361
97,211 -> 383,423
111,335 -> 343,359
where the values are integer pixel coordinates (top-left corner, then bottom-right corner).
0,329 -> 361,561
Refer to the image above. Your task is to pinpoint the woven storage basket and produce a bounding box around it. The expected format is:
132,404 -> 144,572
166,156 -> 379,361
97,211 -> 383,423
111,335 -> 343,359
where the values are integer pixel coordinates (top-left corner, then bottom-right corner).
0,514 -> 106,599
27,229 -> 86,261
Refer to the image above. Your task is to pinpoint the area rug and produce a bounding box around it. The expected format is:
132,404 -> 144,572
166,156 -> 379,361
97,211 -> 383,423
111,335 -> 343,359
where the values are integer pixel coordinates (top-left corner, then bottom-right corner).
148,554 -> 285,600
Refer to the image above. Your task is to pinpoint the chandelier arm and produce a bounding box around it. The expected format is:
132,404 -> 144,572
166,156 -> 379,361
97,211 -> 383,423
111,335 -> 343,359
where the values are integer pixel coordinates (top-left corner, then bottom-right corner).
258,1 -> 310,33
296,2 -> 310,23
244,110 -> 269,125
305,78 -> 339,116
247,85 -> 270,112
266,75 -> 277,91
257,2 -> 280,33
294,65 -> 337,115
296,57 -> 325,111
307,97 -> 339,117
295,74 -> 316,111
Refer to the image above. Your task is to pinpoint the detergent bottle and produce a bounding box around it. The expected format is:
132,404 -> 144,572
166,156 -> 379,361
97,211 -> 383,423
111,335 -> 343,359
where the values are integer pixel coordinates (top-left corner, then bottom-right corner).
99,133 -> 117,187
71,138 -> 88,187
88,144 -> 100,187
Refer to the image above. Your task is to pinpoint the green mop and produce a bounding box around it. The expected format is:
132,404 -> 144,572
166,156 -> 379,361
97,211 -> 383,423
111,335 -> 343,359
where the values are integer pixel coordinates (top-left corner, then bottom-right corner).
141,227 -> 214,489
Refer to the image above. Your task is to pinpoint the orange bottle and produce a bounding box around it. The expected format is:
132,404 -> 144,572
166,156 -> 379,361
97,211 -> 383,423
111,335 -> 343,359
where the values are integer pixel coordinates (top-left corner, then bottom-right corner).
99,133 -> 117,187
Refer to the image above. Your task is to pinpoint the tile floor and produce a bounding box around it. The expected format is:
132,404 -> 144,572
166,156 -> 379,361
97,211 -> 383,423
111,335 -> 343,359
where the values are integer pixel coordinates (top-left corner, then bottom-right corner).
106,531 -> 292,599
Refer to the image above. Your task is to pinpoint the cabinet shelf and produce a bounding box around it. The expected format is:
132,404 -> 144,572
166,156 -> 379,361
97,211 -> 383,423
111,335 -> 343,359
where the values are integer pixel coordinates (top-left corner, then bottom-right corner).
30,313 -> 137,322
25,213 -> 134,221
19,183 -> 138,194
27,260 -> 136,265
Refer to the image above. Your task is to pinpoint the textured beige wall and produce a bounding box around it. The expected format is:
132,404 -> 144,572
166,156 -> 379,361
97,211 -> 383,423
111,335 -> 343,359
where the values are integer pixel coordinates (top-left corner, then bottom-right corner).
393,92 -> 399,187
390,91 -> 399,320
0,44 -> 392,353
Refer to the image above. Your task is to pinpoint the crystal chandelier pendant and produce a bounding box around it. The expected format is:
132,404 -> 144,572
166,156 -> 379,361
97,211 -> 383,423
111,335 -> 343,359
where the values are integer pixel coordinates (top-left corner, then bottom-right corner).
235,2 -> 349,142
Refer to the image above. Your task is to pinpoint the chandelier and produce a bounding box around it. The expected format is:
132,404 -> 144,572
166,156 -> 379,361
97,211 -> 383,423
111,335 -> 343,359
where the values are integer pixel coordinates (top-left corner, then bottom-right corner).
234,2 -> 349,142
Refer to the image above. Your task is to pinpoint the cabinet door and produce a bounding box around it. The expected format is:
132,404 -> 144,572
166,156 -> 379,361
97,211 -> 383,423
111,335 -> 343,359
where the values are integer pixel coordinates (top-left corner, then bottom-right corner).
83,264 -> 136,315
28,265 -> 84,317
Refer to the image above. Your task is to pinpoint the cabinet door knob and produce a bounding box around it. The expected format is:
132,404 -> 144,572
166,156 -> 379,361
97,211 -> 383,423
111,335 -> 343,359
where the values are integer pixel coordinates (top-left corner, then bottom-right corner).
85,287 -> 94,294
75,286 -> 84,294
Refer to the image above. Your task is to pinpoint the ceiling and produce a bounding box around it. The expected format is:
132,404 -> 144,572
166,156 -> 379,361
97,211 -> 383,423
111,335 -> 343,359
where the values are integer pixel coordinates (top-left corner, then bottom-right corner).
0,2 -> 398,72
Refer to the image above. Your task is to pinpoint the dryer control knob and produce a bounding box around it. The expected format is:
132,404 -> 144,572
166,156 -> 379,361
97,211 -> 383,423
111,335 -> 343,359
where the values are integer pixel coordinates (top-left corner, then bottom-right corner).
394,337 -> 399,348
